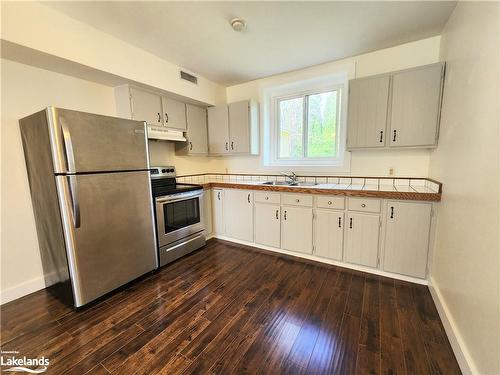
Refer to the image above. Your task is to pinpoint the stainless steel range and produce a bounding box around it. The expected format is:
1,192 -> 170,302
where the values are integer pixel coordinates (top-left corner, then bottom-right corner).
150,166 -> 206,267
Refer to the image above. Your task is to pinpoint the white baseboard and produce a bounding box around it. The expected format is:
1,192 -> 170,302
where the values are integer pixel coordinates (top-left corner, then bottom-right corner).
0,276 -> 48,305
428,276 -> 477,375
213,235 -> 428,285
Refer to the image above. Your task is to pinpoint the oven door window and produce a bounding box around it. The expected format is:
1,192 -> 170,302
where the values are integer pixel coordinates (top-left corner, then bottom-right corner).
163,197 -> 200,233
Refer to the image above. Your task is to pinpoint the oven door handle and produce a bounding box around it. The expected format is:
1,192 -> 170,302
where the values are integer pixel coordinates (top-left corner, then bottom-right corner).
156,190 -> 203,203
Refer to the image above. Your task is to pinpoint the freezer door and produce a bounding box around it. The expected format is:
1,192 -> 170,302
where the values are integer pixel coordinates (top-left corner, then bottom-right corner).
56,171 -> 157,307
47,107 -> 149,173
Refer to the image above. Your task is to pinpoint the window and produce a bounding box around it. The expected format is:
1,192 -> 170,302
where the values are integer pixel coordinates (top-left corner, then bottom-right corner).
277,89 -> 340,160
261,66 -> 353,170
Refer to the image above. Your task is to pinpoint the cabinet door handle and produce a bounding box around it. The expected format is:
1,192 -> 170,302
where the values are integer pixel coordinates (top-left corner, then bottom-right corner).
225,142 -> 229,151
165,112 -> 169,123
284,211 -> 287,220
231,141 -> 234,150
265,196 -> 269,200
338,217 -> 342,228
349,217 -> 353,229
328,201 -> 332,205
390,206 -> 394,219
393,130 -> 397,142
247,193 -> 251,203
189,141 -> 193,151
276,209 -> 279,220
157,112 -> 161,123
379,130 -> 384,143
217,191 -> 221,200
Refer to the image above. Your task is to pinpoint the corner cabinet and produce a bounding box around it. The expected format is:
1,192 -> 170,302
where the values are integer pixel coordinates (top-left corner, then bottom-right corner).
346,62 -> 445,150
383,201 -> 432,278
207,100 -> 259,155
389,64 -> 444,147
175,104 -> 208,155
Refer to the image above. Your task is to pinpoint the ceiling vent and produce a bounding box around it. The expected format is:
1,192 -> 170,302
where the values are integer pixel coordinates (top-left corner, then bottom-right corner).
180,71 -> 198,84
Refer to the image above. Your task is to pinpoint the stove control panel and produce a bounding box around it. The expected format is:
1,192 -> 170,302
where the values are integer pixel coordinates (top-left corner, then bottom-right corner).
150,166 -> 176,179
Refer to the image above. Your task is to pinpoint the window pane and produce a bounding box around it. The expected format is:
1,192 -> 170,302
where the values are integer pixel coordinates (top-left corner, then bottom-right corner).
279,97 -> 303,158
307,91 -> 338,158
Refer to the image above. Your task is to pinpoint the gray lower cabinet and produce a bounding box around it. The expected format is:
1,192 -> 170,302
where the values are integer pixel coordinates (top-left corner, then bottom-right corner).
314,210 -> 344,260
281,206 -> 313,254
383,201 -> 432,278
344,212 -> 380,268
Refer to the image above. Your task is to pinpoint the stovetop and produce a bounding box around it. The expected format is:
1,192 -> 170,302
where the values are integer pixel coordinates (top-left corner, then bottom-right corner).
150,166 -> 202,197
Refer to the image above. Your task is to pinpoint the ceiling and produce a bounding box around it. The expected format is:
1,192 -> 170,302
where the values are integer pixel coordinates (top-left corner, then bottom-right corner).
43,1 -> 456,86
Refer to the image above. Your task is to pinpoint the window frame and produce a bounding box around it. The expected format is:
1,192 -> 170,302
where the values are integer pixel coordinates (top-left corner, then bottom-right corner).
275,86 -> 342,162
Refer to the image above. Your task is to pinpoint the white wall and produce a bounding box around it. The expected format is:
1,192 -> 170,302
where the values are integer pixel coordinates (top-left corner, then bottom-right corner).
1,1 -> 226,106
223,36 -> 441,177
0,59 -> 118,302
428,3 -> 500,375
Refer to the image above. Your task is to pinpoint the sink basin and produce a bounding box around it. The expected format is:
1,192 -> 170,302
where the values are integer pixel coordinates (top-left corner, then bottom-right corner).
261,181 -> 291,186
261,181 -> 318,187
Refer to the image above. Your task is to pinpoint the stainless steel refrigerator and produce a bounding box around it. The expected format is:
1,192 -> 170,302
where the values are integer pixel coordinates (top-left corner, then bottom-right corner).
20,107 -> 158,307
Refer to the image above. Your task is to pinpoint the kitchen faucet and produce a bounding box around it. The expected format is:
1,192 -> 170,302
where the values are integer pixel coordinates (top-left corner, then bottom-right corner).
281,171 -> 298,185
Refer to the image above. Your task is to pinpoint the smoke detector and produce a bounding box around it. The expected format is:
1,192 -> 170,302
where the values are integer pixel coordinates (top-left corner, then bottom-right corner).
230,17 -> 247,32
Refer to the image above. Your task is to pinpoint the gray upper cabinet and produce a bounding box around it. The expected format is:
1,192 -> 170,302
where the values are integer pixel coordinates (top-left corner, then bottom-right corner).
128,87 -> 163,126
208,100 -> 259,155
176,104 -> 208,155
347,75 -> 390,149
228,100 -> 252,153
207,105 -> 230,154
162,97 -> 187,131
346,62 -> 444,149
389,63 -> 444,147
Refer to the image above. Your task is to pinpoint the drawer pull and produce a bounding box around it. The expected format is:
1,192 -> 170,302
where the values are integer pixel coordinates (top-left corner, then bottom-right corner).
265,196 -> 269,200
328,201 -> 332,205
295,199 -> 300,203
361,203 -> 366,207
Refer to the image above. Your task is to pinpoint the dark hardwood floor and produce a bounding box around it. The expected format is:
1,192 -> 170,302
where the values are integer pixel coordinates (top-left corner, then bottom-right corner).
0,239 -> 461,374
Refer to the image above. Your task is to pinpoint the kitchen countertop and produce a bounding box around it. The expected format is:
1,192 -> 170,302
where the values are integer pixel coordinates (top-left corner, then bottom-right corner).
200,180 -> 442,202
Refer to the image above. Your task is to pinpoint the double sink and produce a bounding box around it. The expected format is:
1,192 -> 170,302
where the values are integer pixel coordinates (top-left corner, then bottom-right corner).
261,180 -> 318,187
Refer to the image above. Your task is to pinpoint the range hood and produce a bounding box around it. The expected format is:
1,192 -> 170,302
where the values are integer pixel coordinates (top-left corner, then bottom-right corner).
147,125 -> 186,142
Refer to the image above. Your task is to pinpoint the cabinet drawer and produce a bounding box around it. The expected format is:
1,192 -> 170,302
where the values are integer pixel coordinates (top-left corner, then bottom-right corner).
254,191 -> 281,204
348,198 -> 381,213
282,194 -> 313,207
316,196 -> 345,210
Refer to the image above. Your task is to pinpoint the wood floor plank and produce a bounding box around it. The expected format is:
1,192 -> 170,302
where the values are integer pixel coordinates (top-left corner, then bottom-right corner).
380,279 -> 406,375
395,281 -> 434,375
0,239 -> 461,375
356,275 -> 381,375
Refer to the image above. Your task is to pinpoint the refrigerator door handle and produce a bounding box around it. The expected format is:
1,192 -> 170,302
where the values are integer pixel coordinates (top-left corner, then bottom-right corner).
61,119 -> 76,173
68,175 -> 81,228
